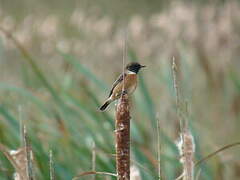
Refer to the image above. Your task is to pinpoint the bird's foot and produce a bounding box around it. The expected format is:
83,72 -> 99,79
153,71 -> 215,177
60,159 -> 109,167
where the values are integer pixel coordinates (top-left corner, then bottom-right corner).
122,90 -> 128,95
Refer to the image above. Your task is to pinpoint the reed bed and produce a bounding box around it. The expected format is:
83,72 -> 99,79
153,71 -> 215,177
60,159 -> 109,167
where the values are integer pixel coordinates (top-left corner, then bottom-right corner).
0,1 -> 240,180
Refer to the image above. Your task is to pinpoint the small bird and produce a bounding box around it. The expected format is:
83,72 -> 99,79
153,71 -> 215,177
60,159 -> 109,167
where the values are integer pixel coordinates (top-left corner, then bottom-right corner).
99,62 -> 146,111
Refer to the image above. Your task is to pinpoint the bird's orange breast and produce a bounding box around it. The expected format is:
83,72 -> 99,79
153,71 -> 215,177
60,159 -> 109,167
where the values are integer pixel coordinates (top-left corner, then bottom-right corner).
111,74 -> 137,99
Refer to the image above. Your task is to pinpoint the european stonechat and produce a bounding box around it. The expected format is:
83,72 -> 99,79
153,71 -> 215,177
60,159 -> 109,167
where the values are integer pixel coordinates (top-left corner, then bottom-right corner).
99,62 -> 146,111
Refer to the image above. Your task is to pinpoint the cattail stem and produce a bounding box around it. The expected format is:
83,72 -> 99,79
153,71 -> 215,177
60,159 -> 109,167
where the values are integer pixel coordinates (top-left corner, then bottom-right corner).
172,57 -> 194,180
115,94 -> 130,180
156,117 -> 162,180
23,126 -> 34,180
49,150 -> 55,180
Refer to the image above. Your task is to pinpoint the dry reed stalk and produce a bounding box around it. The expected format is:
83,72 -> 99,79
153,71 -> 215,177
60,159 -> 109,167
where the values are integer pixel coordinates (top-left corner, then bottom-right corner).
18,106 -> 24,147
49,150 -> 55,180
115,94 -> 131,180
171,57 -> 185,132
23,126 -> 34,180
172,57 -> 195,180
156,116 -> 162,180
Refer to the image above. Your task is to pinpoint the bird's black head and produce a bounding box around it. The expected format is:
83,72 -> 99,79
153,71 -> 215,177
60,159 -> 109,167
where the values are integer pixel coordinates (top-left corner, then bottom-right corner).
125,62 -> 146,74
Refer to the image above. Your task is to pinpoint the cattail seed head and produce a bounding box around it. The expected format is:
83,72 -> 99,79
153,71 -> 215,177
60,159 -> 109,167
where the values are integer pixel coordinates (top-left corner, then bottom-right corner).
176,130 -> 195,180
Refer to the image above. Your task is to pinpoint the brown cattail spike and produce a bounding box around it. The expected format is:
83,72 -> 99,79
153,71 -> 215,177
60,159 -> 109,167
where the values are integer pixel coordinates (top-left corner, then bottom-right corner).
176,130 -> 195,180
115,94 -> 131,180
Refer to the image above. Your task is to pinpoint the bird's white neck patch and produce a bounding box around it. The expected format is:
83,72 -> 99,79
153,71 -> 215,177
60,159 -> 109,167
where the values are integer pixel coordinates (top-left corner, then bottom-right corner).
126,70 -> 136,74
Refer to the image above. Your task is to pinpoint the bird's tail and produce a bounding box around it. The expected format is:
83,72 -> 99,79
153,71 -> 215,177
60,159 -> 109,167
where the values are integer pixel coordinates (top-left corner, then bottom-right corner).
99,99 -> 112,111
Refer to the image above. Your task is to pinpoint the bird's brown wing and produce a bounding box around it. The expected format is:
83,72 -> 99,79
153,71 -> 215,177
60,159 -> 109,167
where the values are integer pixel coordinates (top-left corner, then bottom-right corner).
108,73 -> 125,97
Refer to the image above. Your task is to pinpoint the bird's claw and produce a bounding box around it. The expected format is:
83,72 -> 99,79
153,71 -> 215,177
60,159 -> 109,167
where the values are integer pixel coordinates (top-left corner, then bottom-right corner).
122,90 -> 128,95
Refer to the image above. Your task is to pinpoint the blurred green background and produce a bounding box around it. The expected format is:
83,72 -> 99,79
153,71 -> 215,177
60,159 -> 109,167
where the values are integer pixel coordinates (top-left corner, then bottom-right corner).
0,0 -> 240,179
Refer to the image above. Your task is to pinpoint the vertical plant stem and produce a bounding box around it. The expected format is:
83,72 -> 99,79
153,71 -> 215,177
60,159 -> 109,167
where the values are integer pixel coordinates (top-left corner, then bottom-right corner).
156,116 -> 162,180
23,126 -> 34,180
172,57 -> 195,180
49,150 -> 55,180
171,56 -> 185,132
92,142 -> 96,180
115,94 -> 130,180
18,105 -> 24,146
121,28 -> 128,96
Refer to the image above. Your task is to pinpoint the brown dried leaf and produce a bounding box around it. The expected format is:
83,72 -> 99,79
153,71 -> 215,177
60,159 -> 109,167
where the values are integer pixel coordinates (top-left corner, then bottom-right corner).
0,144 -> 33,180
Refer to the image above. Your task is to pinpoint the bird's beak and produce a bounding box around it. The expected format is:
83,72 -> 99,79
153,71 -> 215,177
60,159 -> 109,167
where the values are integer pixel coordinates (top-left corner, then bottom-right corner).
141,65 -> 146,68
